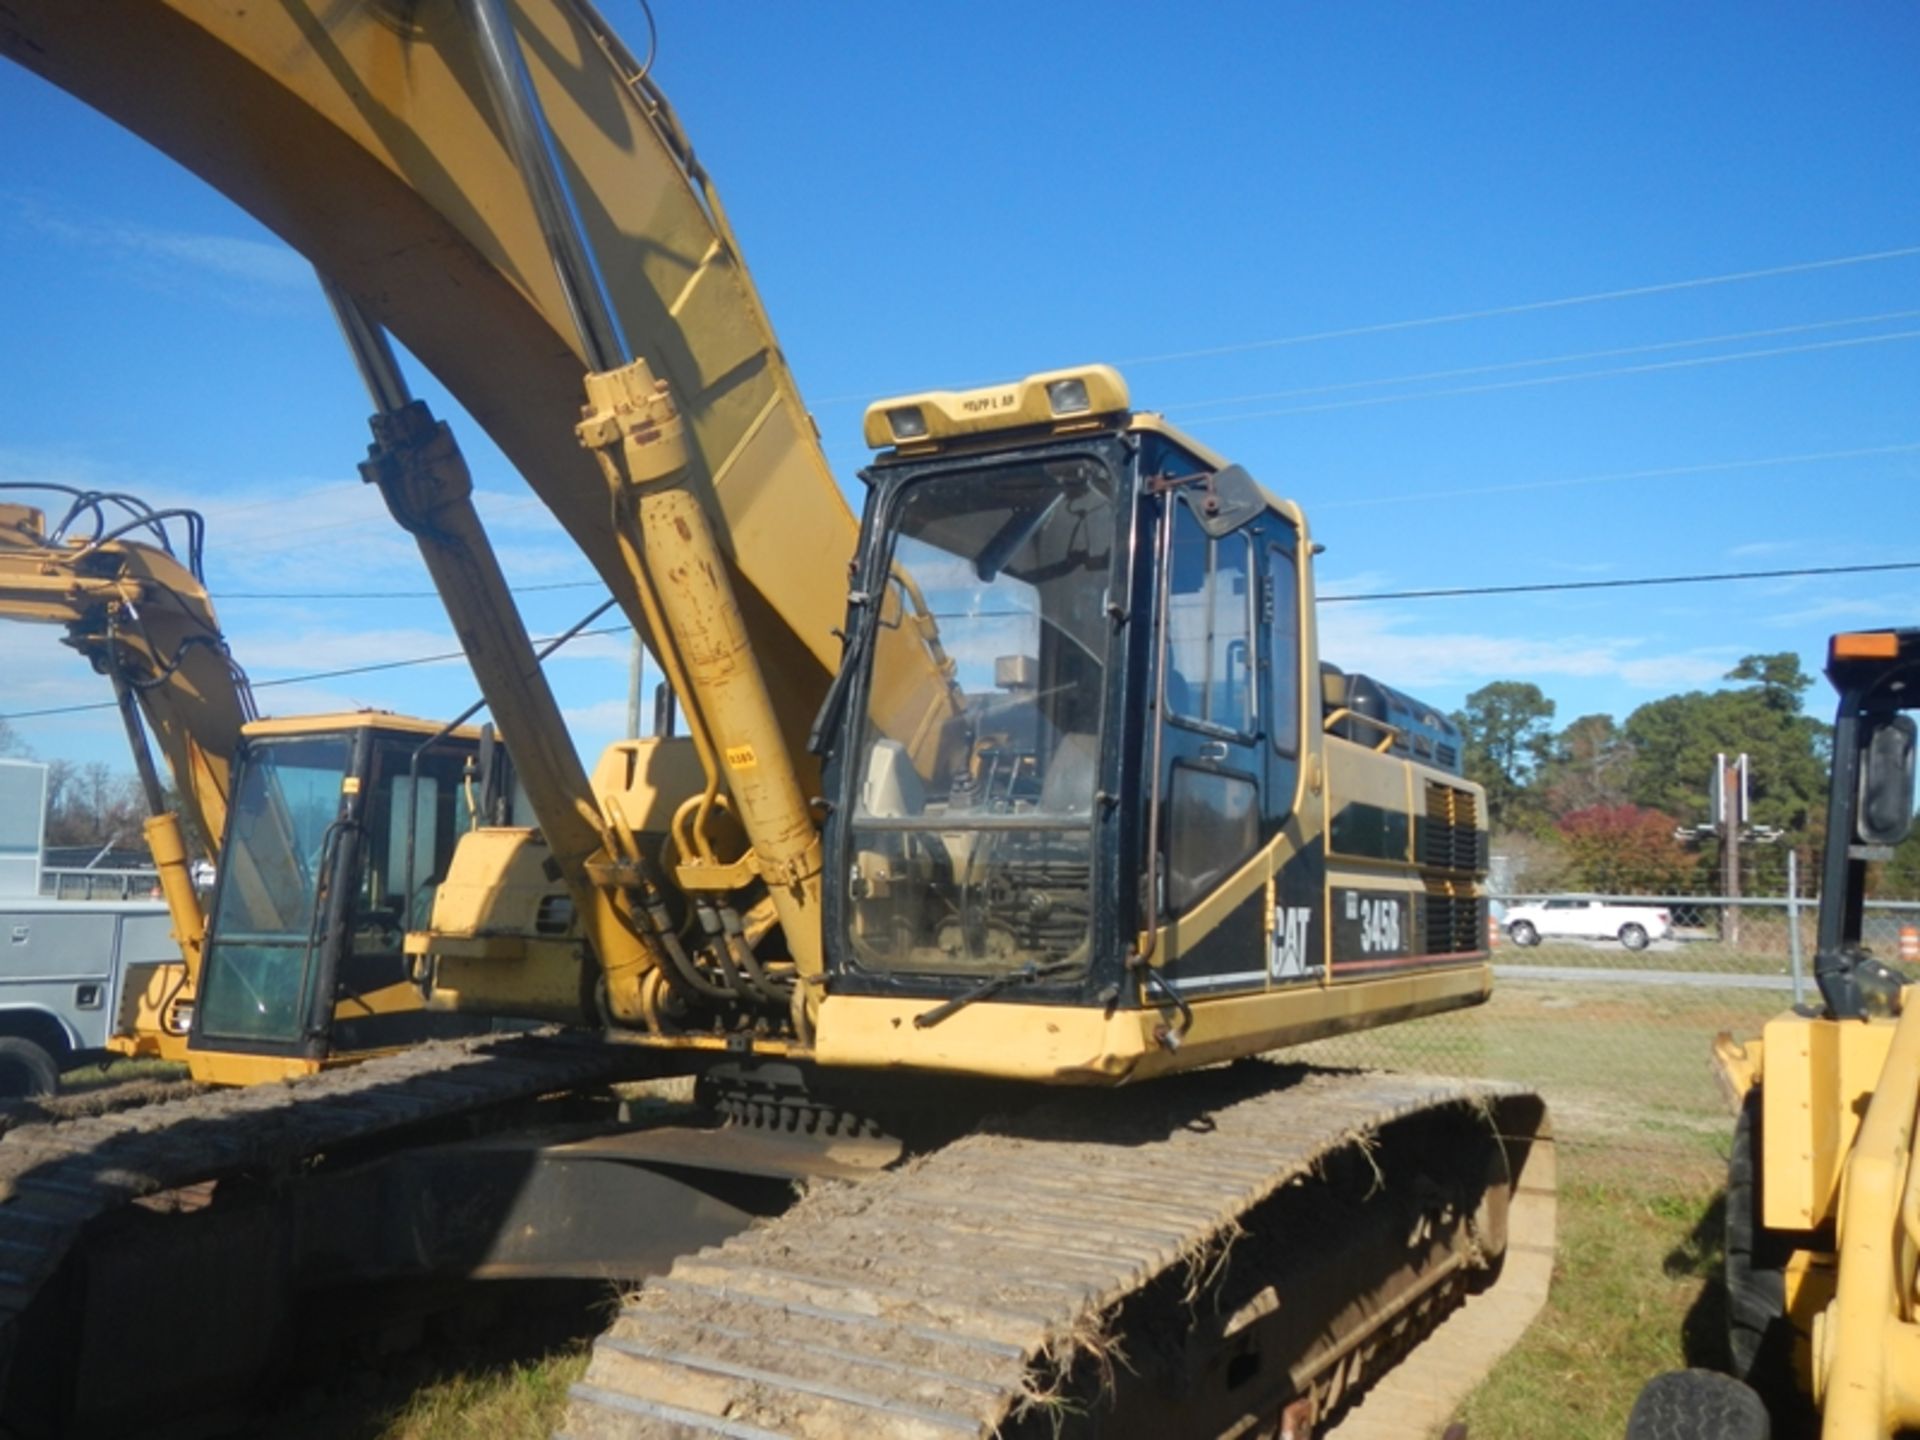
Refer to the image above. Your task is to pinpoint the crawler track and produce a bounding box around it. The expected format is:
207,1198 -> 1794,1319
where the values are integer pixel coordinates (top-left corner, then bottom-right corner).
562,1065 -> 1553,1439
0,1029 -> 647,1392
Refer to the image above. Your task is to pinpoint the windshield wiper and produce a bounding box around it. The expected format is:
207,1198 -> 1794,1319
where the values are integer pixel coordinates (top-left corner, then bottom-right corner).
913,958 -> 1080,1029
808,588 -> 880,756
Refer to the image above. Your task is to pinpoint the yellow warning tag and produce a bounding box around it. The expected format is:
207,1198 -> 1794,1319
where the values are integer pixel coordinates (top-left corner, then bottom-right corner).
342,776 -> 362,795
724,744 -> 758,770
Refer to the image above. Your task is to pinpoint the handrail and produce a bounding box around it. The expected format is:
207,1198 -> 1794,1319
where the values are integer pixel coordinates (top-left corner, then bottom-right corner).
1323,705 -> 1399,753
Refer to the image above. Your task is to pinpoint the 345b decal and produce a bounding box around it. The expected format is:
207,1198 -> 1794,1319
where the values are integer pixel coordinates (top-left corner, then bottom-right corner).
1334,889 -> 1410,963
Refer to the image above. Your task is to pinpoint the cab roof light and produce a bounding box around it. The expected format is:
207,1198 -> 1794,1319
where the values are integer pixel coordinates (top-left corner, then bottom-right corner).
862,365 -> 1131,449
886,405 -> 929,441
1046,377 -> 1091,415
1832,631 -> 1901,661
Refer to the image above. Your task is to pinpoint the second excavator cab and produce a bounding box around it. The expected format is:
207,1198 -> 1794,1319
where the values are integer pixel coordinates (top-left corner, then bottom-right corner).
191,713 -> 492,1083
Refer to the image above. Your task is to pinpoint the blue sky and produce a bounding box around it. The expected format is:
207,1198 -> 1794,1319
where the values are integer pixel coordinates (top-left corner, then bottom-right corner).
2,2 -> 1917,774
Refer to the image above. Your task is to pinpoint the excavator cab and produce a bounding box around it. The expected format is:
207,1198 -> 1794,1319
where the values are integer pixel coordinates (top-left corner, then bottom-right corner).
812,366 -> 1488,1080
828,371 -> 1288,1002
191,713 -> 490,1078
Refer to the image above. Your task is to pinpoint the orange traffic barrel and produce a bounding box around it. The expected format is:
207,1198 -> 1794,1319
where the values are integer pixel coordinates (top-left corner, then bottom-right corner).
1901,925 -> 1919,964
1487,913 -> 1500,950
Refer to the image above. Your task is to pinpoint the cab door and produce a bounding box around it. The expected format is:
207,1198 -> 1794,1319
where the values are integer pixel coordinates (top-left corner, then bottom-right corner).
1150,496 -> 1268,992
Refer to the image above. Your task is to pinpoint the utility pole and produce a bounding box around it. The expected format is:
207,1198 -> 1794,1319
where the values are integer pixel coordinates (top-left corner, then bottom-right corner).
1713,752 -> 1749,948
626,633 -> 646,739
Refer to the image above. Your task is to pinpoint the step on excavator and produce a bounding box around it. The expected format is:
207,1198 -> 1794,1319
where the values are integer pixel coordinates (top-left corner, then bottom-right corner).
0,4 -> 1556,1436
1630,629 -> 1920,1440
0,490 -> 491,1084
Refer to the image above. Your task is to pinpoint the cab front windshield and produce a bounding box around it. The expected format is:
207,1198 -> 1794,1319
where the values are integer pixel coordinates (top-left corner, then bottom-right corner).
848,454 -> 1117,979
198,731 -> 476,1047
198,735 -> 350,1043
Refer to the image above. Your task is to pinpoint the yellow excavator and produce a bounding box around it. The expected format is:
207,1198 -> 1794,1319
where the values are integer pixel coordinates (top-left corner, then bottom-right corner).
0,489 -> 492,1084
1631,629 -> 1919,1440
0,4 -> 1556,1437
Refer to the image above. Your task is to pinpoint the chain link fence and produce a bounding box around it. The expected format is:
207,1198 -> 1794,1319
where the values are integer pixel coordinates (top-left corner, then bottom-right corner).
1297,855 -> 1920,1167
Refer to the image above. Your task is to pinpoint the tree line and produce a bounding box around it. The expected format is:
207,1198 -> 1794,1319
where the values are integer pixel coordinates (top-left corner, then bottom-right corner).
1451,652 -> 1920,897
1,719 -> 161,854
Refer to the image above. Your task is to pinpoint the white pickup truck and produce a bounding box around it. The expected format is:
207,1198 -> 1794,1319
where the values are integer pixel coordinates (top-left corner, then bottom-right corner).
1504,896 -> 1673,951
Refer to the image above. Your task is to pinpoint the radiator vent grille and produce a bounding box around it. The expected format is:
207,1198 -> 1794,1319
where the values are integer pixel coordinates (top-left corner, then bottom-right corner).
1420,782 -> 1483,871
1425,881 -> 1485,955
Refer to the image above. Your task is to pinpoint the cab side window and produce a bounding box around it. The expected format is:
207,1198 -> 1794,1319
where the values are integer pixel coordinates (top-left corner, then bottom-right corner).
1266,543 -> 1299,755
1165,504 -> 1255,735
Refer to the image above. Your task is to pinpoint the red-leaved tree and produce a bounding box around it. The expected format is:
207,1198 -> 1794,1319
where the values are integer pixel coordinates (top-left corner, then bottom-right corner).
1555,804 -> 1701,894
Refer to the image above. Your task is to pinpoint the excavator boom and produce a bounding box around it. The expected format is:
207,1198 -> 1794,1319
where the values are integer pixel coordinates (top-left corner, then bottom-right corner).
3,0 -> 870,753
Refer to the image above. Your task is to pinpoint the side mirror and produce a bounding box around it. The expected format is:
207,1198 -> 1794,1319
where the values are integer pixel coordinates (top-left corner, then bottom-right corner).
1858,713 -> 1917,845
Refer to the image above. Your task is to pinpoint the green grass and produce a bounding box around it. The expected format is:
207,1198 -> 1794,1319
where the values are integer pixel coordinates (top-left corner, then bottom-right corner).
386,1352 -> 589,1440
1456,1152 -> 1728,1440
348,1343 -> 589,1440
1298,981 -> 1776,1156
260,1288 -> 610,1440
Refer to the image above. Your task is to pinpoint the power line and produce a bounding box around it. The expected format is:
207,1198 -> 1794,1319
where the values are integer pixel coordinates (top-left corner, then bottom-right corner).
1115,244 -> 1920,368
1320,560 -> 1920,604
804,243 -> 1920,404
1312,441 -> 1920,511
104,443 -> 1920,602
1165,308 -> 1920,415
1181,327 -> 1920,426
220,578 -> 602,600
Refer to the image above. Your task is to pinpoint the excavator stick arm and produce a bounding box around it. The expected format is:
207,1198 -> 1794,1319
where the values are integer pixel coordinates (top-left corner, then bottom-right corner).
0,498 -> 247,867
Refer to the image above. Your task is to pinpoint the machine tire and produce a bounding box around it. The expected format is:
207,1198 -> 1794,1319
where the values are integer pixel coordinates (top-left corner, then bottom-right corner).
1626,1370 -> 1769,1440
1508,920 -> 1539,947
1726,1090 -> 1792,1388
0,1037 -> 60,1099
1620,922 -> 1650,951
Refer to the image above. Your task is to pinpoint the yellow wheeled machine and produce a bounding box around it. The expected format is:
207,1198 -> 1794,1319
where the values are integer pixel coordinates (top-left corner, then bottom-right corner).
1632,629 -> 1920,1440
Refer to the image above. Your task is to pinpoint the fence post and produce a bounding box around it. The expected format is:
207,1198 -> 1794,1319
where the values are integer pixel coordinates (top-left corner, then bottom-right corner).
1787,848 -> 1805,1007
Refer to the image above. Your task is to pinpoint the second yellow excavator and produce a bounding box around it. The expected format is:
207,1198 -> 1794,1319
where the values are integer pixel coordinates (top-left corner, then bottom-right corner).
0,488 -> 492,1084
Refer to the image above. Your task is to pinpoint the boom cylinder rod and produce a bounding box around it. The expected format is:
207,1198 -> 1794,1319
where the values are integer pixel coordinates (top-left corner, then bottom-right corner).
459,0 -> 626,373
319,272 -> 411,415
110,671 -> 205,992
110,671 -> 169,818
